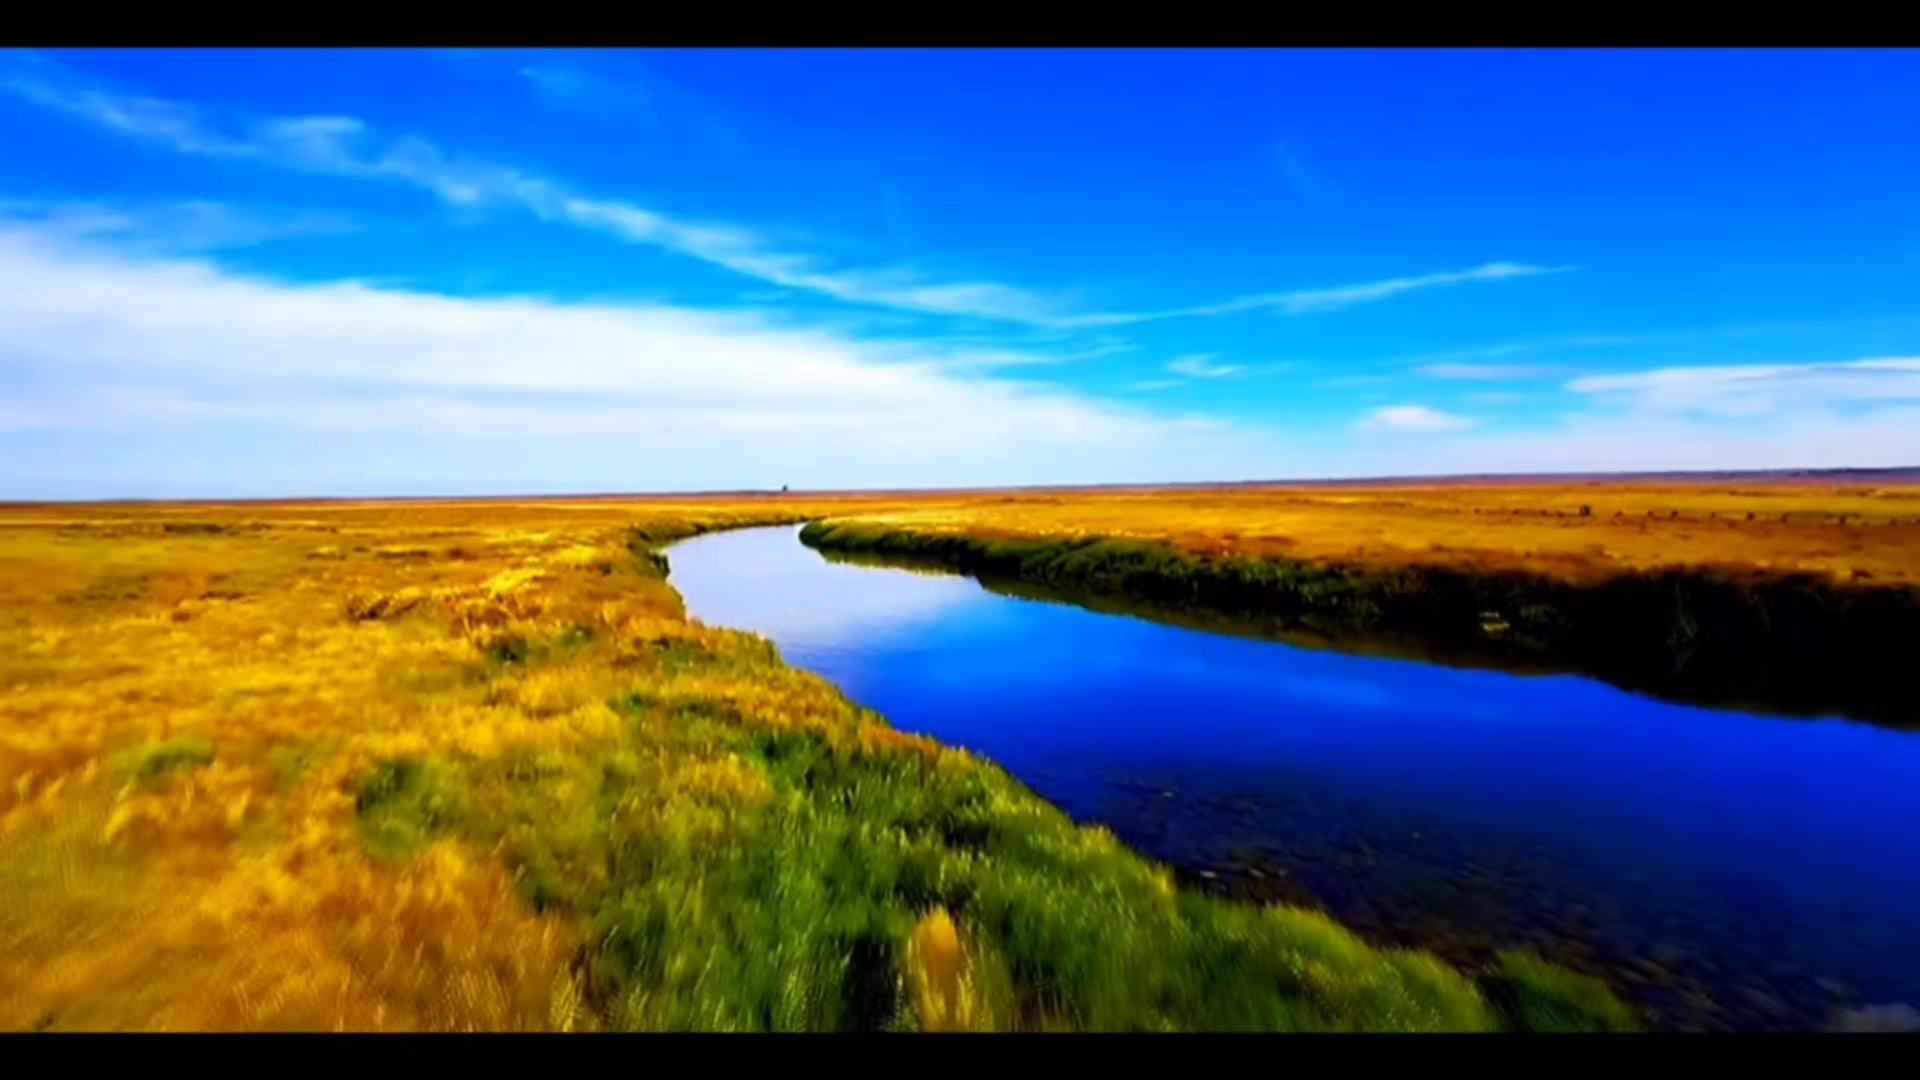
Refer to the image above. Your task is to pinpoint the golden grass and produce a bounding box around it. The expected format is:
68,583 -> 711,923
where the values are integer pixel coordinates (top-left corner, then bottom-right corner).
0,496 -> 881,1030
819,479 -> 1920,586
7,477 -> 1860,1030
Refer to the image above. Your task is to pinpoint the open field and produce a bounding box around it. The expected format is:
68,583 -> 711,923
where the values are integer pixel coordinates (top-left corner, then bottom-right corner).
13,472 -> 1917,586
7,474 -> 1910,1030
798,477 -> 1920,724
807,477 -> 1920,587
0,494 -> 1636,1032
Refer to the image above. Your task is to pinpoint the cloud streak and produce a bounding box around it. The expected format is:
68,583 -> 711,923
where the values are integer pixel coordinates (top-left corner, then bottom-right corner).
1415,362 -> 1570,381
4,219 -> 1915,495
1166,354 -> 1247,379
1340,356 -> 1920,476
1568,357 -> 1920,416
1131,354 -> 1301,392
3,54 -> 1565,329
1055,262 -> 1569,328
1357,405 -> 1479,433
1265,263 -> 1570,316
0,222 -> 1290,496
1344,408 -> 1920,478
0,197 -> 357,252
1394,315 -> 1920,372
518,65 -> 592,102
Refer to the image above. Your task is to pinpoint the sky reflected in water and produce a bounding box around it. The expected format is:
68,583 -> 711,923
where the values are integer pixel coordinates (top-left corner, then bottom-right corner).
672,525 -> 1920,1029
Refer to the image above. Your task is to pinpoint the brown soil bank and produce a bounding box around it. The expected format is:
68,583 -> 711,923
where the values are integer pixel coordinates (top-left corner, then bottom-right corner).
798,520 -> 1920,726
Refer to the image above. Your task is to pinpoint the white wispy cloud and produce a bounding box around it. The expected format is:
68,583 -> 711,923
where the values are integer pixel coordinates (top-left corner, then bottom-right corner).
0,59 -> 1075,323
1344,409 -> 1920,478
1415,362 -> 1569,381
518,65 -> 591,101
0,223 -> 1290,495
4,66 -> 258,158
1133,354 -> 1298,391
1567,358 -> 1920,416
439,49 -> 735,138
1166,354 -> 1247,379
1340,356 -> 1920,475
1397,333 -> 1648,367
0,197 -> 356,252
1316,373 -> 1396,388
1057,262 -> 1569,328
1267,263 -> 1570,315
1357,405 -> 1480,433
1395,315 -> 1920,372
4,219 -> 1915,494
1,54 -> 1566,329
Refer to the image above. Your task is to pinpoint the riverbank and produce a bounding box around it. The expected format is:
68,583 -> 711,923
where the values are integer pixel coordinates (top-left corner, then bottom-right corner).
0,498 -> 1631,1031
798,515 -> 1920,725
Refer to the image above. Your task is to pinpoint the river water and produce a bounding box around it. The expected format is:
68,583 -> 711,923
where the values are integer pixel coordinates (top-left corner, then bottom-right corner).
668,524 -> 1920,1031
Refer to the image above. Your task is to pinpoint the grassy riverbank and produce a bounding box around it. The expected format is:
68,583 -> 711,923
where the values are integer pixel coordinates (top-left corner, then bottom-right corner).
0,498 -> 1631,1031
799,499 -> 1920,724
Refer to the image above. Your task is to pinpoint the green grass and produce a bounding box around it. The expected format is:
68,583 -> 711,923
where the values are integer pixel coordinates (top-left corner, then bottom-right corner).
354,758 -> 470,860
266,742 -> 322,788
345,616 -> 1630,1032
115,734 -> 216,785
482,624 -> 600,669
1478,951 -> 1641,1032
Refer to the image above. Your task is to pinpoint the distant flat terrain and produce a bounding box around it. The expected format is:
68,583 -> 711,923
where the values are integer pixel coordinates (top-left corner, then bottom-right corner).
9,469 -> 1919,588
791,474 -> 1920,589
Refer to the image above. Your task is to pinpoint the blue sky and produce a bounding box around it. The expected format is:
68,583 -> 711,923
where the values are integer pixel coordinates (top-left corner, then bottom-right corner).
3,48 -> 1918,498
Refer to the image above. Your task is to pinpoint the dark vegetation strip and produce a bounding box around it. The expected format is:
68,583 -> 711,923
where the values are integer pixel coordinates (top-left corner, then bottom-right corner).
799,521 -> 1920,725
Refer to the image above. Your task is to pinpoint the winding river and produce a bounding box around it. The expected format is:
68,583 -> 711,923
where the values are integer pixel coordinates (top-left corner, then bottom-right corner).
669,524 -> 1920,1032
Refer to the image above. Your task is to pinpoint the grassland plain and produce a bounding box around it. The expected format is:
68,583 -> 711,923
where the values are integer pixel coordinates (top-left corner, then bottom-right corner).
0,494 -> 1633,1032
799,479 -> 1920,724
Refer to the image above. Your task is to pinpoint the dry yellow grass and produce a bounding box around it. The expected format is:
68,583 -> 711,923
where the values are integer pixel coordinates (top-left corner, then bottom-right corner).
819,479 -> 1920,587
6,478 -> 1853,1031
0,495 -> 891,1031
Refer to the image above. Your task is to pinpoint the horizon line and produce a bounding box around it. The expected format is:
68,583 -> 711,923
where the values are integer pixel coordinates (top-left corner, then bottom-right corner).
5,464 -> 1918,508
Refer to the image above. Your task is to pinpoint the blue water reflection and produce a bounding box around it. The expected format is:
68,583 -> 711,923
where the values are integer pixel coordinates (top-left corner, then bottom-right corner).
669,525 -> 1920,1030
